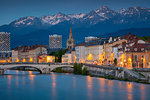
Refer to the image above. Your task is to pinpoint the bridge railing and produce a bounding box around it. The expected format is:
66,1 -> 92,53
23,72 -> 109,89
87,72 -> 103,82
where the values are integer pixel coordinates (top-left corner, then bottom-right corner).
83,63 -> 118,70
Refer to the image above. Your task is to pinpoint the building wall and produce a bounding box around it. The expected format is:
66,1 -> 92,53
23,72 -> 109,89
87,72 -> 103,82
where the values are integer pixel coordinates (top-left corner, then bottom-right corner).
0,51 -> 11,63
62,54 -> 72,63
113,47 -> 118,59
71,51 -> 76,63
49,34 -> 62,49
104,39 -> 127,65
12,47 -> 47,63
126,51 -> 150,69
0,32 -> 10,52
85,45 -> 103,64
75,46 -> 85,63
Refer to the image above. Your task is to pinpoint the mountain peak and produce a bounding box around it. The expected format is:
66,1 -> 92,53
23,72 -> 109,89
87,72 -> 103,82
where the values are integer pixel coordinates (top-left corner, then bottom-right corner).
4,6 -> 150,27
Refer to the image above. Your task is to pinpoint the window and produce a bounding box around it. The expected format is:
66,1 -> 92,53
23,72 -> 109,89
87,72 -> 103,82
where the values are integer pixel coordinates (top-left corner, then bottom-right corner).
141,48 -> 144,51
134,48 -> 137,51
135,55 -> 138,61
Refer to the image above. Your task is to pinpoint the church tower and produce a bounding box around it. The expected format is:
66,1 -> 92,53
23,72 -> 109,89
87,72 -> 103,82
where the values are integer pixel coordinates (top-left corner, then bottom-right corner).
67,27 -> 75,49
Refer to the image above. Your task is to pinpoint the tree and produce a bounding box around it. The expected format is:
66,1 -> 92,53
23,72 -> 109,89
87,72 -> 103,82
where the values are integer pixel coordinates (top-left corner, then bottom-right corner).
73,63 -> 83,74
49,49 -> 68,62
114,58 -> 117,66
73,63 -> 78,74
82,67 -> 89,75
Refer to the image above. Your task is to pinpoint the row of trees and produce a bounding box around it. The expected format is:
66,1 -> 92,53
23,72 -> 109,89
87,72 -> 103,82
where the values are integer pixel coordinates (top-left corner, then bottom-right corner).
73,63 -> 89,75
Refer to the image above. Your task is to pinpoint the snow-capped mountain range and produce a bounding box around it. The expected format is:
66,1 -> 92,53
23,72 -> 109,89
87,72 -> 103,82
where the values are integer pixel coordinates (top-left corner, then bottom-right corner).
0,6 -> 150,48
9,6 -> 150,27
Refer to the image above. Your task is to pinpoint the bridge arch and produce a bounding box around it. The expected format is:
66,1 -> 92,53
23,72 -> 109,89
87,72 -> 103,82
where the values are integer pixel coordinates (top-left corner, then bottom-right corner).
50,65 -> 73,71
7,65 -> 43,73
2,65 -> 43,74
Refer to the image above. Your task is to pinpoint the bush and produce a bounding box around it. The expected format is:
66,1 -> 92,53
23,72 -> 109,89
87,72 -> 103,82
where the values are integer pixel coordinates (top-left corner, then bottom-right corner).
82,67 -> 89,75
73,63 -> 83,74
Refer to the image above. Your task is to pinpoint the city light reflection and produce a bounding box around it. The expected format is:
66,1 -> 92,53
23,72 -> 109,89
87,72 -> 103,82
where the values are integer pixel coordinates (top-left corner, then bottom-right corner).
108,80 -> 113,92
73,77 -> 76,88
126,82 -> 133,100
140,84 -> 145,100
28,71 -> 35,84
15,70 -> 19,74
7,75 -> 12,85
99,78 -> 105,92
51,72 -> 56,97
86,76 -> 92,97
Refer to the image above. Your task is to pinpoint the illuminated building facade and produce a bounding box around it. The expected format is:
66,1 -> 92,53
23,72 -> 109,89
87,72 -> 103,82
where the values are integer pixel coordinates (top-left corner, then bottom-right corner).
62,33 -> 150,68
125,43 -> 150,69
62,48 -> 76,63
38,54 -> 55,63
12,45 -> 47,63
85,39 -> 107,64
104,37 -> 127,65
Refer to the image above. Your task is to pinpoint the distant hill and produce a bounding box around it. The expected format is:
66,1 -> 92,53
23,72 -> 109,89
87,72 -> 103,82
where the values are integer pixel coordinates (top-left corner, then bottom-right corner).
102,27 -> 150,38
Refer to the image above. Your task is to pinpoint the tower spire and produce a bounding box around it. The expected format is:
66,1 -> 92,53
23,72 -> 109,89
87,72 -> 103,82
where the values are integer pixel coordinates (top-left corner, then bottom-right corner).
69,27 -> 73,39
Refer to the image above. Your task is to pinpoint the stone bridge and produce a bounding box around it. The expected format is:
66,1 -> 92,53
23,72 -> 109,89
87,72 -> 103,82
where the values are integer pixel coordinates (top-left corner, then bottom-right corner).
0,63 -> 73,74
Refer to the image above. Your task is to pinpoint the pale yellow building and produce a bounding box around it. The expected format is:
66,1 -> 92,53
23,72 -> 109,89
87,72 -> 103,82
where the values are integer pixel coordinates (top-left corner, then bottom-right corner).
12,45 -> 47,63
62,48 -> 76,63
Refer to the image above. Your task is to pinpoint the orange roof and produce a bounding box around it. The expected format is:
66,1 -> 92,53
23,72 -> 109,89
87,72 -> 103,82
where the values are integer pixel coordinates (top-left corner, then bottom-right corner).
76,43 -> 86,46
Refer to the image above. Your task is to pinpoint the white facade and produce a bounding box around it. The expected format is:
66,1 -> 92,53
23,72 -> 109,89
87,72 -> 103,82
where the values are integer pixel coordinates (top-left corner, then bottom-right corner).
85,45 -> 104,64
75,46 -> 85,63
62,50 -> 76,63
85,36 -> 99,43
62,54 -> 72,63
112,47 -> 118,59
12,50 -> 19,62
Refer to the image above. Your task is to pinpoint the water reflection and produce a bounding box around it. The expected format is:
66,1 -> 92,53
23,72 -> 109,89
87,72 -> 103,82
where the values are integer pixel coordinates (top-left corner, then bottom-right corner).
99,78 -> 105,92
51,72 -> 56,97
86,76 -> 92,98
126,82 -> 133,100
15,70 -> 19,74
28,71 -> 35,84
140,84 -> 145,100
1,70 -> 150,100
15,74 -> 19,86
73,77 -> 76,88
7,75 -> 12,85
108,80 -> 113,93
98,78 -> 106,99
118,81 -> 123,89
22,71 -> 25,75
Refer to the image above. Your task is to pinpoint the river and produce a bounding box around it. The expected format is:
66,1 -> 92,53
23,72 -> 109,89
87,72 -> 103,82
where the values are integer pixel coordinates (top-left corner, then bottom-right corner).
0,70 -> 150,100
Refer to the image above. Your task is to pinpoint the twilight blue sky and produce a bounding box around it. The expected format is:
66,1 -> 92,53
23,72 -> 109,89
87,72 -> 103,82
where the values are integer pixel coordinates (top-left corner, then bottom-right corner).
0,0 -> 150,26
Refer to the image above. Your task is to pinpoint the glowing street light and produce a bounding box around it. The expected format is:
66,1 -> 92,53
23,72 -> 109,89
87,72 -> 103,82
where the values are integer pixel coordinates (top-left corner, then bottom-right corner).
87,53 -> 93,60
30,58 -> 33,62
22,58 -> 26,62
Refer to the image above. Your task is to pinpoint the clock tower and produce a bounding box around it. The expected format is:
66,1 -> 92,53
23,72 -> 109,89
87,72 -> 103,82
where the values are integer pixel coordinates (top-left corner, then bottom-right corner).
67,27 -> 75,49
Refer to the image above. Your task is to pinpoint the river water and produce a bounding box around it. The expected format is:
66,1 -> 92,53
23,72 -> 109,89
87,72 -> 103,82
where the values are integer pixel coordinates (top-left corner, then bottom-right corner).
0,70 -> 150,100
